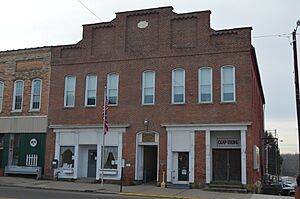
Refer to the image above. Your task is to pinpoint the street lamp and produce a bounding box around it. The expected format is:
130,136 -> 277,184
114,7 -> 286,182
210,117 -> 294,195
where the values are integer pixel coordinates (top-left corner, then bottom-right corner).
292,20 -> 300,186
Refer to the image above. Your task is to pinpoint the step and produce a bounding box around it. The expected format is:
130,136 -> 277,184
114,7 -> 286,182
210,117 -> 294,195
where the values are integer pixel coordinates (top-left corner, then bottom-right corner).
167,183 -> 191,189
208,183 -> 244,189
203,186 -> 248,193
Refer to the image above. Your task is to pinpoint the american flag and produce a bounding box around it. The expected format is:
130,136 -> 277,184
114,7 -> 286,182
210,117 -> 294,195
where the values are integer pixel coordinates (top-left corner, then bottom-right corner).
102,93 -> 109,135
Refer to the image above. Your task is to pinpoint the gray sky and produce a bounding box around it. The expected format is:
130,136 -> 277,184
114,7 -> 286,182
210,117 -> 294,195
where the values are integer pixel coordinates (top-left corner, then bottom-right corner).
1,0 -> 299,153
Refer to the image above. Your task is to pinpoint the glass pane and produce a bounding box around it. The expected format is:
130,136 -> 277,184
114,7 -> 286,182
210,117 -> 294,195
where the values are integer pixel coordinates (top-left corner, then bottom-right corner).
104,146 -> 118,169
200,68 -> 211,85
223,93 -> 234,101
88,75 -> 96,90
66,92 -> 74,106
109,89 -> 117,97
144,95 -> 154,104
109,96 -> 117,104
67,76 -> 75,91
32,101 -> 40,109
109,74 -> 118,89
223,84 -> 234,93
201,85 -> 211,94
174,86 -> 183,95
16,81 -> 23,96
87,97 -> 96,105
174,94 -> 184,103
144,87 -> 153,95
0,82 -> 3,96
33,80 -> 41,94
14,96 -> 22,110
201,93 -> 211,102
223,67 -> 233,84
174,70 -> 183,86
144,72 -> 154,87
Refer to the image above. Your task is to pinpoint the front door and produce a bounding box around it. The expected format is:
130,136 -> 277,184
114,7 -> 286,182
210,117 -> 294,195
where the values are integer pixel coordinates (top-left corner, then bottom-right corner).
213,149 -> 241,182
87,150 -> 97,178
178,152 -> 189,181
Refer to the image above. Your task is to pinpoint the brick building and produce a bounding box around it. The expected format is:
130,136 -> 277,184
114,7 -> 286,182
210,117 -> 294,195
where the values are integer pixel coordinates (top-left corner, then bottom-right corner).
0,47 -> 51,177
45,6 -> 264,189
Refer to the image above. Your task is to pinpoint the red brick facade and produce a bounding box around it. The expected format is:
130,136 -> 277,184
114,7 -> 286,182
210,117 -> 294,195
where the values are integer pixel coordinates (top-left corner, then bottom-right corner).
46,7 -> 264,188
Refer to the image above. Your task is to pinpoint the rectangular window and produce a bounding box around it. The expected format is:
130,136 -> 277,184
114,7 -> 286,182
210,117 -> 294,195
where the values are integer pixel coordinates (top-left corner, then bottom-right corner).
30,79 -> 42,110
142,71 -> 155,104
221,66 -> 235,102
103,146 -> 118,169
107,73 -> 119,105
60,146 -> 75,168
13,80 -> 24,111
85,75 -> 97,106
0,81 -> 3,112
199,68 -> 212,103
172,69 -> 185,104
64,76 -> 76,107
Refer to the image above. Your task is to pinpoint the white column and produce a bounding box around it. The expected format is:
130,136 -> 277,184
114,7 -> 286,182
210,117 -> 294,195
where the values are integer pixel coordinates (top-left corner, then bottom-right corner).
54,131 -> 60,160
166,130 -> 172,182
205,130 -> 211,184
190,131 -> 195,183
241,130 -> 247,185
73,132 -> 79,179
96,131 -> 102,180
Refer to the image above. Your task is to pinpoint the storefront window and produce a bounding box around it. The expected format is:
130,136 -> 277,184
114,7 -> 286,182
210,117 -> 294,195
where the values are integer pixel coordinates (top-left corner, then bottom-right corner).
12,134 -> 20,165
104,146 -> 118,169
60,146 -> 74,168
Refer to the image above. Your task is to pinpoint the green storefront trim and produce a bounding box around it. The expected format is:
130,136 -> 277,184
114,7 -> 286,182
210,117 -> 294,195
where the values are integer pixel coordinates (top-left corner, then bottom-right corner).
2,133 -> 46,170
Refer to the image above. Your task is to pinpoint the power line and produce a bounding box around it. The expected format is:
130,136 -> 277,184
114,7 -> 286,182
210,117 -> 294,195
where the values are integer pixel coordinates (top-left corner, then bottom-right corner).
253,33 -> 291,39
75,0 -> 101,21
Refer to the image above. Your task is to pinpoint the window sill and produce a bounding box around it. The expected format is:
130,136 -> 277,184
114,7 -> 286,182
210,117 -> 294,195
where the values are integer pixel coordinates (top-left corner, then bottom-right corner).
220,101 -> 236,104
198,102 -> 213,105
108,104 -> 118,107
11,110 -> 22,113
142,103 -> 155,106
29,109 -> 40,112
171,103 -> 185,105
63,106 -> 75,109
84,105 -> 96,108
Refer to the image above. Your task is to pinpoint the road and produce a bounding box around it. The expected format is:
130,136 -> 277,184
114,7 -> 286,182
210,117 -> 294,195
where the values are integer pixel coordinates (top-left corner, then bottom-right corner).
0,186 -> 157,199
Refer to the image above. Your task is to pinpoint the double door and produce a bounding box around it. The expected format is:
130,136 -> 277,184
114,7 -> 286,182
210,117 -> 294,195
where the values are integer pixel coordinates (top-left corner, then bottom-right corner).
213,149 -> 241,182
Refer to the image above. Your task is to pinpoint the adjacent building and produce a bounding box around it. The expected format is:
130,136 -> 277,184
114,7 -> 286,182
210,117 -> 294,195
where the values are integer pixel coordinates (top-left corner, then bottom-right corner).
44,6 -> 265,189
0,47 -> 51,177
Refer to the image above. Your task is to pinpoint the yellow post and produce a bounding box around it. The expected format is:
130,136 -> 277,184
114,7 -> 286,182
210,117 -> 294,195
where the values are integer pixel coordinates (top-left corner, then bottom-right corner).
160,171 -> 166,188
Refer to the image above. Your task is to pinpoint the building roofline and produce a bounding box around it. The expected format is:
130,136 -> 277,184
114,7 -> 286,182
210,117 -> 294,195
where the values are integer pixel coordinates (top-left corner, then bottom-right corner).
0,46 -> 51,54
251,46 -> 265,104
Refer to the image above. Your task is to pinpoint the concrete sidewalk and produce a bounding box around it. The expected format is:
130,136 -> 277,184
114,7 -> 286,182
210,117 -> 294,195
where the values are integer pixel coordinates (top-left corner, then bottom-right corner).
0,177 -> 291,199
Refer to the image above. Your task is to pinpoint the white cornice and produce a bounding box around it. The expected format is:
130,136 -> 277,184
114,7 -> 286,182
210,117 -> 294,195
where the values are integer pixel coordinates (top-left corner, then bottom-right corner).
161,122 -> 251,131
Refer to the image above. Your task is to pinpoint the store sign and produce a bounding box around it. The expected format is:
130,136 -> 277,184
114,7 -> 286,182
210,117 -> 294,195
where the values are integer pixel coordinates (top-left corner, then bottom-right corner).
142,133 -> 155,142
30,138 -> 38,147
217,138 -> 239,147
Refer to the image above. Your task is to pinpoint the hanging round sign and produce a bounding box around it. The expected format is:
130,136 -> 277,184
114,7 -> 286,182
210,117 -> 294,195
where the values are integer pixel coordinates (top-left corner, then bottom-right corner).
30,138 -> 38,147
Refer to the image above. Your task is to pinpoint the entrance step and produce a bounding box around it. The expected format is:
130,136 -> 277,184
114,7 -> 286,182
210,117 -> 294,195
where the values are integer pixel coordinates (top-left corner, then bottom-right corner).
167,183 -> 191,189
203,183 -> 247,193
75,178 -> 97,183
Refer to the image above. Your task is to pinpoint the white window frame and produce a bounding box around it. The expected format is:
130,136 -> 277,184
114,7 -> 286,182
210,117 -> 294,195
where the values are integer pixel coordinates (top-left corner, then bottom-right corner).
0,81 -> 3,113
30,79 -> 42,111
172,68 -> 185,104
198,67 -> 213,103
142,70 -> 155,105
221,65 -> 236,102
12,80 -> 24,112
64,75 -> 76,107
107,73 -> 119,106
85,74 -> 97,107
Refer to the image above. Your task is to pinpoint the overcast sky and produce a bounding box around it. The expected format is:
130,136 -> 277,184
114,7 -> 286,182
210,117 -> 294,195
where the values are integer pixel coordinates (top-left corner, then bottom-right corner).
1,0 -> 299,153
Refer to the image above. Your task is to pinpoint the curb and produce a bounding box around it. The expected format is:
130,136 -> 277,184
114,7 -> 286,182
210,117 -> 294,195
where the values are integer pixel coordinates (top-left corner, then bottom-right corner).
119,192 -> 204,199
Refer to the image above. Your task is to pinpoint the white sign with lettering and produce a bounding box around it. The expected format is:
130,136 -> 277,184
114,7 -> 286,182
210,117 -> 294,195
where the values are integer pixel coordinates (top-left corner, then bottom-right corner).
217,138 -> 240,148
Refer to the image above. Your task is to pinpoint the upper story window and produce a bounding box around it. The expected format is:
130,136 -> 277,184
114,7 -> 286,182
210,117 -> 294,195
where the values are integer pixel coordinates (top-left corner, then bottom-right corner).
12,80 -> 24,112
107,73 -> 119,105
85,75 -> 97,107
30,79 -> 42,111
142,71 -> 155,105
0,81 -> 3,112
221,65 -> 236,102
199,67 -> 212,103
64,76 -> 76,107
172,68 -> 185,104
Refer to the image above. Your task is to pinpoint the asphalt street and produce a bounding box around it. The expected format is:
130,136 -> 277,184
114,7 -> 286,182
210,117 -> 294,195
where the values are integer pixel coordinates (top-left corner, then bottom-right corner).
0,187 -> 156,199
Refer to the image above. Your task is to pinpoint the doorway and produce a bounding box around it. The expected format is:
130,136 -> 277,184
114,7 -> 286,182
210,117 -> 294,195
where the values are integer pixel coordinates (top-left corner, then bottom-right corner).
213,149 -> 241,182
87,150 -> 97,178
143,145 -> 157,183
178,152 -> 189,181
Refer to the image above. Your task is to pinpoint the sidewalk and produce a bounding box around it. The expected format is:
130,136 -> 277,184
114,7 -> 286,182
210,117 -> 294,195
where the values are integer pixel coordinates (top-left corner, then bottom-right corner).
0,177 -> 291,199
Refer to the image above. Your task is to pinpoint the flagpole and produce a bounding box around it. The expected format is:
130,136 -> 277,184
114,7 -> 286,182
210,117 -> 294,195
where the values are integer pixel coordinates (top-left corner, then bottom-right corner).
101,86 -> 107,188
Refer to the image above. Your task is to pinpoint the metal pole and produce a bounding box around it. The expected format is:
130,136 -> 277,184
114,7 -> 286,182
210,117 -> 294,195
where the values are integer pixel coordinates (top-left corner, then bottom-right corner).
292,30 -> 300,175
